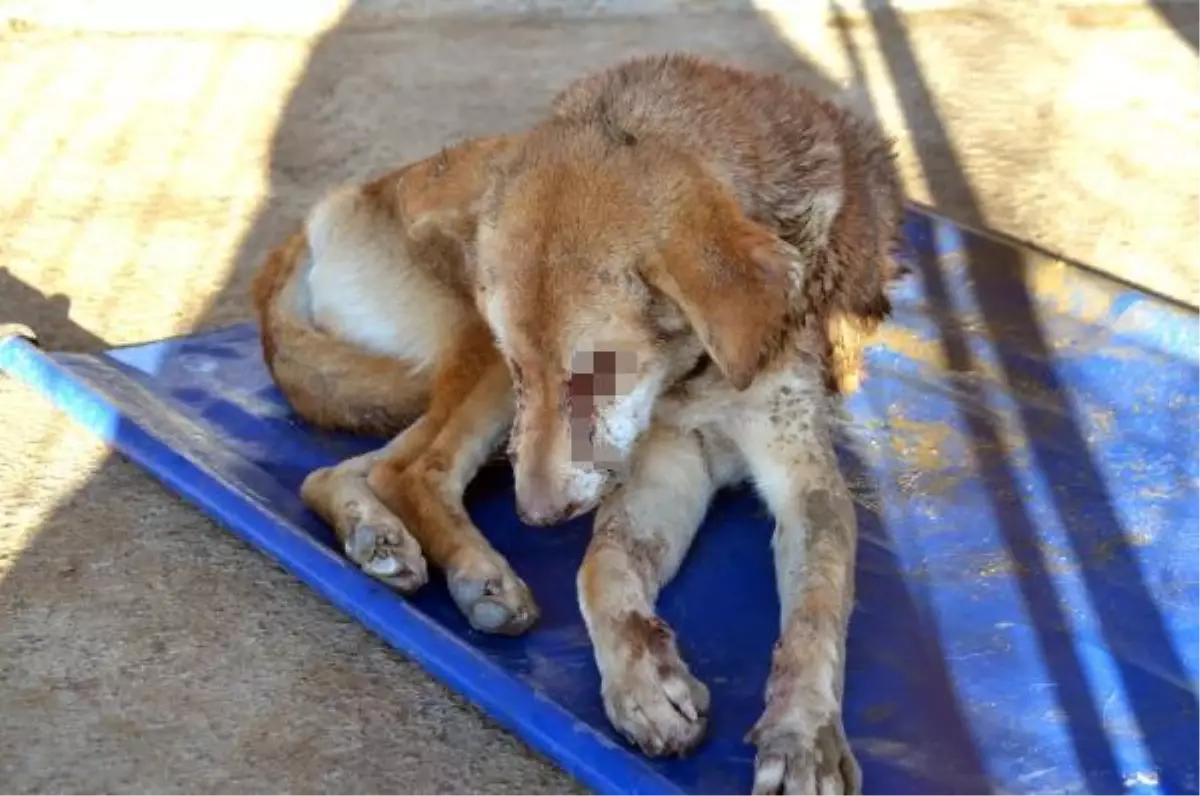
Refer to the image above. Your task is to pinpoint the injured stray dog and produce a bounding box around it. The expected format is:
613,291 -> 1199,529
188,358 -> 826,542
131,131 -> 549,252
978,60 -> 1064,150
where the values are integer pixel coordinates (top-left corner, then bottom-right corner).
253,54 -> 904,795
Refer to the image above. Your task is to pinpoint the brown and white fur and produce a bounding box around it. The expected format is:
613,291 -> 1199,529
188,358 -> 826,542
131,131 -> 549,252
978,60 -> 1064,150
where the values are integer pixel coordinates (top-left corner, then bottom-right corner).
253,54 -> 903,795
252,133 -> 542,636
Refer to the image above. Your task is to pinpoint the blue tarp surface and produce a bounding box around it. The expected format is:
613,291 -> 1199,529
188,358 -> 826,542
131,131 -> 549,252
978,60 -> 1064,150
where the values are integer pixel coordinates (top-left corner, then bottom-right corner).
2,209 -> 1197,795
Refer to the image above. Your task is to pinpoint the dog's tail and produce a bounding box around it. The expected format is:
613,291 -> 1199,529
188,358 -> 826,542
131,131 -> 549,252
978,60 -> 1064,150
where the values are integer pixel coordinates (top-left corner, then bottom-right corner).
251,228 -> 430,437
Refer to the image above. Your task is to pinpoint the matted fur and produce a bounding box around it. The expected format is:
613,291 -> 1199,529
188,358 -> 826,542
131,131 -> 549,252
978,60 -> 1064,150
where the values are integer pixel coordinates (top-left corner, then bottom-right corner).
478,54 -> 904,520
549,54 -> 906,395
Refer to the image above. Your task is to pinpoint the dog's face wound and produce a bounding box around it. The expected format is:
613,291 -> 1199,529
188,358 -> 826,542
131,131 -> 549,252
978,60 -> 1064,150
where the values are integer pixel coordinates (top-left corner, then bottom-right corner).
476,123 -> 791,526
477,234 -> 700,527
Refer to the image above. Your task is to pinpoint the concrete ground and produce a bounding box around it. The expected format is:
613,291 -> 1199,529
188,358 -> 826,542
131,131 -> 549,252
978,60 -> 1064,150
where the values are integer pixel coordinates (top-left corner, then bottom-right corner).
0,0 -> 1195,792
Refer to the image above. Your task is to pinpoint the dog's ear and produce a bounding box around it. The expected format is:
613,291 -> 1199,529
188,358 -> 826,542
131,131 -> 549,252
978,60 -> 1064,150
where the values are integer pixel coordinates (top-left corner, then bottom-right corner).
641,207 -> 794,391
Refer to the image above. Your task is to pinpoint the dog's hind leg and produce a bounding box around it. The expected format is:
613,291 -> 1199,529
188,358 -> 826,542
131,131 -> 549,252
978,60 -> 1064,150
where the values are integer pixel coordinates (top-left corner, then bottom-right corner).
578,424 -> 743,757
300,419 -> 440,594
732,371 -> 862,796
366,319 -> 538,636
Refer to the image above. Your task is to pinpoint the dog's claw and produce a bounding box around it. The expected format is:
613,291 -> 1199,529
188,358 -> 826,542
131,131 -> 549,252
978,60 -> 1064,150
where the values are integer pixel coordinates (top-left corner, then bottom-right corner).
602,632 -> 710,757
344,521 -> 428,594
750,715 -> 861,795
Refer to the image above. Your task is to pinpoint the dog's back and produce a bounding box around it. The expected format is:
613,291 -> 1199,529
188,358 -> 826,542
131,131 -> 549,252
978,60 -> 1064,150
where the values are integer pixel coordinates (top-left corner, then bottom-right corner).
550,54 -> 906,392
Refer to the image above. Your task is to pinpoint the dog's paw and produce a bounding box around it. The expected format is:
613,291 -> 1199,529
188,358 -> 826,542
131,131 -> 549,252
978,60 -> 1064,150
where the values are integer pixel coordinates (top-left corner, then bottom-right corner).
342,512 -> 428,594
749,714 -> 861,795
301,467 -> 429,593
602,618 -> 710,757
447,551 -> 539,636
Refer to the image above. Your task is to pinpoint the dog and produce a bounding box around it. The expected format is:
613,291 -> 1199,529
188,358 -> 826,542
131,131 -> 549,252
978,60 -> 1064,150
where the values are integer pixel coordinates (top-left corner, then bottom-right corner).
253,54 -> 904,795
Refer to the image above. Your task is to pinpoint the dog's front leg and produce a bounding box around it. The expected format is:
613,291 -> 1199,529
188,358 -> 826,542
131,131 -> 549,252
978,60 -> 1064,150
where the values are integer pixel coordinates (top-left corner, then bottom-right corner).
579,425 -> 741,757
736,384 -> 861,796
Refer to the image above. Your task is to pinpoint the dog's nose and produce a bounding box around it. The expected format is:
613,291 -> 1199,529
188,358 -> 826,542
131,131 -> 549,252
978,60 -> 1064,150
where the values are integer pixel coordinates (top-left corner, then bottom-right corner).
515,478 -> 585,527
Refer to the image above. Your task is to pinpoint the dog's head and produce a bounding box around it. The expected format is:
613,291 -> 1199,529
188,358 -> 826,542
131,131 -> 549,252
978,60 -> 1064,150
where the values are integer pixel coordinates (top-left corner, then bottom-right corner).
475,123 -> 798,526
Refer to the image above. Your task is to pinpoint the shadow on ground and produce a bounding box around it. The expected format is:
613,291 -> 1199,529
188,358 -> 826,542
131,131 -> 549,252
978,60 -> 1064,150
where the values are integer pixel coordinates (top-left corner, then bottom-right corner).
0,268 -> 108,351
1149,0 -> 1199,52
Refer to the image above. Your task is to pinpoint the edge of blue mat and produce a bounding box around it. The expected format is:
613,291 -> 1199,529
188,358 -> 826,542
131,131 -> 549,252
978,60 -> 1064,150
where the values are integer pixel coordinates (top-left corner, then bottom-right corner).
0,334 -> 684,796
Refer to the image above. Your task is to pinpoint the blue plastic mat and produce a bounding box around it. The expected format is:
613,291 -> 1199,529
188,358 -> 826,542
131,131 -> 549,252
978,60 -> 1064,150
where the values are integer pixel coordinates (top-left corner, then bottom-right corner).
2,209 -> 1197,795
